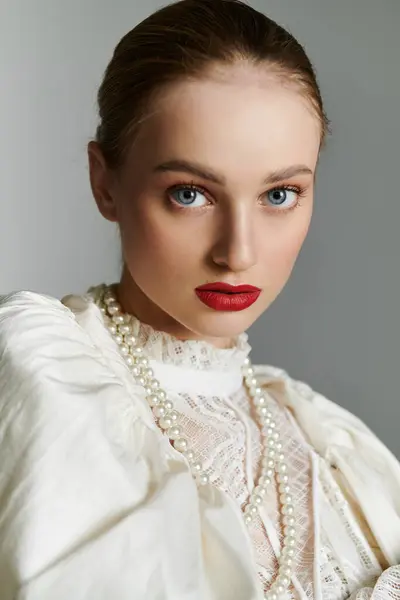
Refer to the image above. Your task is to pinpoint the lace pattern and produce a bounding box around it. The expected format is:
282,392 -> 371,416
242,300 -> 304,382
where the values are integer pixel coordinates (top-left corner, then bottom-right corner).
87,285 -> 389,600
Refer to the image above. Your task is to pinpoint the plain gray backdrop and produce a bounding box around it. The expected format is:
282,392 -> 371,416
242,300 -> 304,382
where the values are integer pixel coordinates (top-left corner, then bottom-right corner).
1,0 -> 399,455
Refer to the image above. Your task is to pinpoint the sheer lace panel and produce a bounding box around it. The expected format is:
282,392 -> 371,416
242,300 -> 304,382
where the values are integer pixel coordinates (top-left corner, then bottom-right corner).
88,285 -> 387,600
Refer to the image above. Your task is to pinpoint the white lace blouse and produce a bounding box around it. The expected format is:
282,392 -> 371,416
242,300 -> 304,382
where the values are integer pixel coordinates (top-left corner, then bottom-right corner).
0,287 -> 399,600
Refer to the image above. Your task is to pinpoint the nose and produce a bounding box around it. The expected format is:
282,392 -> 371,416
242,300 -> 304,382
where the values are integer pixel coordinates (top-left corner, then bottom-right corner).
211,203 -> 257,273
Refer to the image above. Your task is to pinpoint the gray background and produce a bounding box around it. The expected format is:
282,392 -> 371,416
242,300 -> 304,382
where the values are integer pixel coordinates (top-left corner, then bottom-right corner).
1,0 -> 399,455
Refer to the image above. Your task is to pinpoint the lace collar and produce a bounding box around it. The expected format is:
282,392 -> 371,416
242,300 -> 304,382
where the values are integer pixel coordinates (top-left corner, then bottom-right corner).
87,284 -> 251,374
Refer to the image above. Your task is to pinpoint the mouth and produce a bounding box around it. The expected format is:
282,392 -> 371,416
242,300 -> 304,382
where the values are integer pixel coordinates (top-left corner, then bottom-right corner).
195,282 -> 261,312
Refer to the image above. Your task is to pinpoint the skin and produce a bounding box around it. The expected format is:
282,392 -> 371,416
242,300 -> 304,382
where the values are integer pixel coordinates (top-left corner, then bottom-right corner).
88,61 -> 321,348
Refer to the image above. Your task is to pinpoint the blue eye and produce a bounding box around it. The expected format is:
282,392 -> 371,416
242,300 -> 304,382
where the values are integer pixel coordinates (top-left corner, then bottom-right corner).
265,187 -> 299,209
170,186 -> 208,208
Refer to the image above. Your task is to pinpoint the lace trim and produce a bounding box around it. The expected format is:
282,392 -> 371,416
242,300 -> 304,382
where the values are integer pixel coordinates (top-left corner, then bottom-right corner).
87,284 -> 251,371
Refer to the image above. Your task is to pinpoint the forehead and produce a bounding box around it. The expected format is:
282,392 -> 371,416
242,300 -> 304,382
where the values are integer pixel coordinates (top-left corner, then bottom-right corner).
131,64 -> 321,174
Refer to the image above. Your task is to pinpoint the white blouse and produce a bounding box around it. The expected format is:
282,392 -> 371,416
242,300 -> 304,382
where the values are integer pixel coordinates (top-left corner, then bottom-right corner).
0,286 -> 399,600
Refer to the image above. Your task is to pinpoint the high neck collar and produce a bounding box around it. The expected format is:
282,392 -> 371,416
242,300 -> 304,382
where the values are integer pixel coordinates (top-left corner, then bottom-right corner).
84,284 -> 252,396
89,283 -> 251,372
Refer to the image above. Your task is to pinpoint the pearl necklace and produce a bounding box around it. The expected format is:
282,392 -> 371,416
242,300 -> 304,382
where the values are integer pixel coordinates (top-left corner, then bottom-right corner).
97,285 -> 296,600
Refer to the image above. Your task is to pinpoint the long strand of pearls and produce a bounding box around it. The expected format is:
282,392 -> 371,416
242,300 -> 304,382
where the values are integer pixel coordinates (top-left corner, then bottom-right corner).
97,285 -> 296,600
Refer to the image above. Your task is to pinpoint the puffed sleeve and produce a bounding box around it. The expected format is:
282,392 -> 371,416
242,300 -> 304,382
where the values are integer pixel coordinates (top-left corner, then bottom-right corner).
255,365 -> 400,600
0,292 -> 204,600
348,565 -> 400,600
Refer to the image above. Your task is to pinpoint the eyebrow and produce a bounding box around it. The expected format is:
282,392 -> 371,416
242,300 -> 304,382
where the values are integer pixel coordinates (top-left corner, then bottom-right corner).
154,159 -> 314,185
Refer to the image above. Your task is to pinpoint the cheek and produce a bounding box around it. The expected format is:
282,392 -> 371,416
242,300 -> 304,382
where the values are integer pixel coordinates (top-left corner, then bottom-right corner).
261,213 -> 312,281
119,202 -> 201,278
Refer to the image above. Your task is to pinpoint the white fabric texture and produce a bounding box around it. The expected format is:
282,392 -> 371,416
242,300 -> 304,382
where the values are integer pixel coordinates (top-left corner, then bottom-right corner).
0,287 -> 399,600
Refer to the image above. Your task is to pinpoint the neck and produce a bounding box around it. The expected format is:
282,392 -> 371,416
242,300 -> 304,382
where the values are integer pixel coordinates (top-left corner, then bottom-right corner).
116,267 -> 235,349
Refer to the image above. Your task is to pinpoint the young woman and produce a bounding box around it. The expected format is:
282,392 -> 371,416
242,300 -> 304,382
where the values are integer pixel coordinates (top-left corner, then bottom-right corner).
0,1 -> 399,599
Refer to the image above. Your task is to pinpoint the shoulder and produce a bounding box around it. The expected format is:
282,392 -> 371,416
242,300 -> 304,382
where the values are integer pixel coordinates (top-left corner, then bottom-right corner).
0,289 -> 151,440
0,290 -> 99,387
254,362 -> 400,489
255,363 -> 400,564
0,291 -> 103,427
0,289 -> 79,349
253,363 -> 379,454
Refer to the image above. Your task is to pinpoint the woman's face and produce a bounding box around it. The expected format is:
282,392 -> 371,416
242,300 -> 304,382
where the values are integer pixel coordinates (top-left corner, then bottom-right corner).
89,62 -> 321,346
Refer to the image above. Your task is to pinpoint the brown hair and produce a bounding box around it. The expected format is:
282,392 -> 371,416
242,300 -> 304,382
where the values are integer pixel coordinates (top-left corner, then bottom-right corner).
95,0 -> 329,168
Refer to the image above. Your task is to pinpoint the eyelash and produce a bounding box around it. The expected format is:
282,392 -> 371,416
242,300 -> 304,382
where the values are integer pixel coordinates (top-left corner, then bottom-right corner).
166,181 -> 306,213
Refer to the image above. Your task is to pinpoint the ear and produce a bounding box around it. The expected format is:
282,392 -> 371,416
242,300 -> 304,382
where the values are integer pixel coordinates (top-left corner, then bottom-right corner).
87,141 -> 118,222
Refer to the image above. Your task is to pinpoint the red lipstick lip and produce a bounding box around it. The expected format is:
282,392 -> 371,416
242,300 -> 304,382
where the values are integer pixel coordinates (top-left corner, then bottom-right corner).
195,282 -> 261,293
195,283 -> 261,312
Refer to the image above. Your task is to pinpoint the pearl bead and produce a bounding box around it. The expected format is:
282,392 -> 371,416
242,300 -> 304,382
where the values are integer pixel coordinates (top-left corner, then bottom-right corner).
124,355 -> 134,367
153,404 -> 167,418
168,411 -> 178,422
146,394 -> 160,407
254,485 -> 267,497
114,334 -> 123,345
157,390 -> 167,401
284,535 -> 296,548
254,395 -> 267,407
150,380 -> 160,390
164,400 -> 173,411
262,458 -> 275,470
108,324 -> 117,335
125,334 -> 137,346
282,504 -> 295,516
137,377 -> 146,387
197,473 -> 209,486
283,515 -> 295,527
282,557 -> 293,569
244,514 -> 253,525
258,406 -> 271,417
144,368 -> 154,378
282,547 -> 295,558
112,315 -> 125,325
252,494 -> 263,505
159,415 -> 173,429
278,473 -> 289,484
131,366 -> 141,377
182,449 -> 195,462
119,324 -> 132,335
284,526 -> 296,538
107,302 -> 121,315
119,343 -> 129,355
260,470 -> 274,482
174,438 -> 188,452
281,494 -> 293,505
167,426 -> 181,440
245,504 -> 258,516
191,461 -> 202,473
